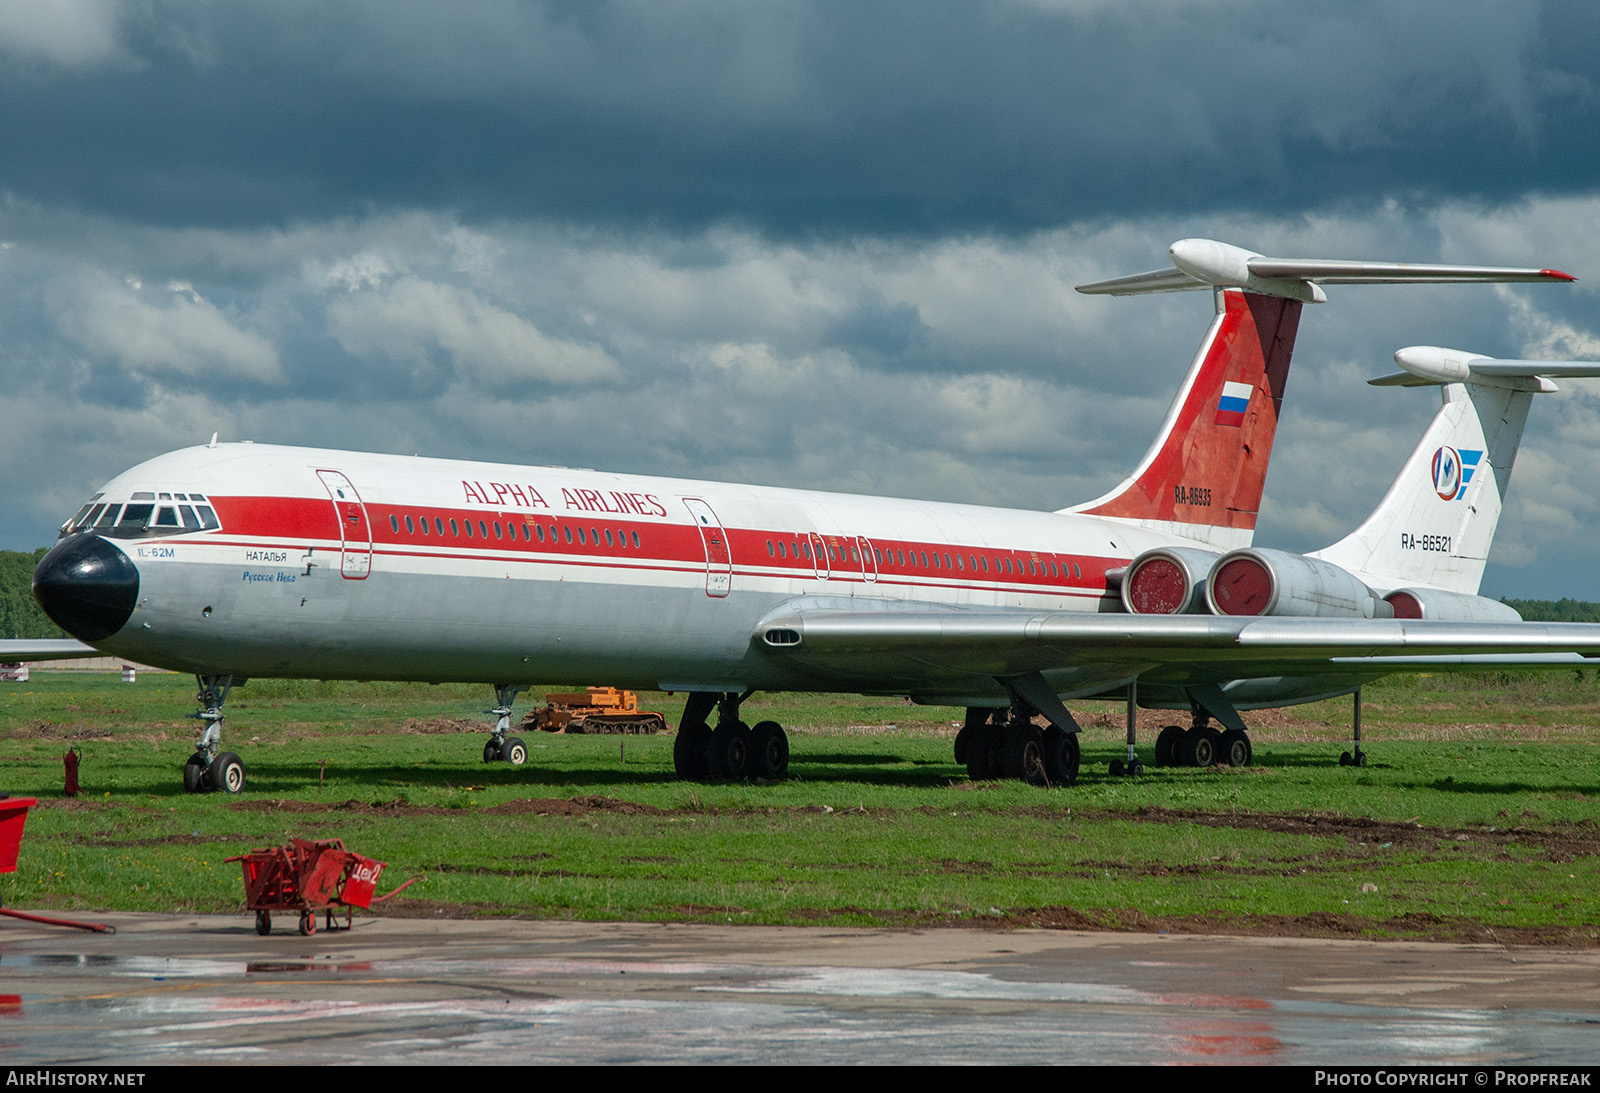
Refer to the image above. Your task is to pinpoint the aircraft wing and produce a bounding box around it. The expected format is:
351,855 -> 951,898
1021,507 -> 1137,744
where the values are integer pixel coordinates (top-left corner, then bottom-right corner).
0,639 -> 103,662
753,605 -> 1600,693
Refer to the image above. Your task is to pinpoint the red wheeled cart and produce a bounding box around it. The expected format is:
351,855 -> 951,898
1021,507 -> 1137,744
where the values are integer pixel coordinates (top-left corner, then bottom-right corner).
228,838 -> 413,936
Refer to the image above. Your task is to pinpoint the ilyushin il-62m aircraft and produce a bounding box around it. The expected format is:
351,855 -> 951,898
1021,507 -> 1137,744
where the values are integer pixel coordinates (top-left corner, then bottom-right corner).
19,239 -> 1600,796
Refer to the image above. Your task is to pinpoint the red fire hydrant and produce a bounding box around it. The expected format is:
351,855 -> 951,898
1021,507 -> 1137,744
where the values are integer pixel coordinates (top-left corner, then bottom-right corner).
62,748 -> 80,798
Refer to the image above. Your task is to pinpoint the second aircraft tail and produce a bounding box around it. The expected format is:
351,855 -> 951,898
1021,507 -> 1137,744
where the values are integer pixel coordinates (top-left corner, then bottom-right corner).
1311,347 -> 1600,596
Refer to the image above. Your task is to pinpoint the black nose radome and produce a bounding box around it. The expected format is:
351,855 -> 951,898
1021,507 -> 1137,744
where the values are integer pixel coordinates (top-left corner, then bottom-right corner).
32,534 -> 139,643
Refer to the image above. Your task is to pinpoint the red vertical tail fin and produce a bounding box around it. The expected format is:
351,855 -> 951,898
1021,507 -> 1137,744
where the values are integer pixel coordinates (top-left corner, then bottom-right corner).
1067,289 -> 1300,549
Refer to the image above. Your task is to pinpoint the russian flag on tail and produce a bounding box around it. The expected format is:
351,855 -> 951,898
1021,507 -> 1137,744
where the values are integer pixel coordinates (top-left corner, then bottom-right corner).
1214,381 -> 1253,427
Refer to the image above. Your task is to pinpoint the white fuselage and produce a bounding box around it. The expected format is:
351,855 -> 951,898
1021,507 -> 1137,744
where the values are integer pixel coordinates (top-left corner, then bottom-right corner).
71,442 -> 1201,701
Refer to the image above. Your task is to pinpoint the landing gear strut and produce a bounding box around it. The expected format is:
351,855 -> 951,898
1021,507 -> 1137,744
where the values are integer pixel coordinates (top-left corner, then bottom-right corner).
672,692 -> 789,780
1339,687 -> 1368,767
1107,682 -> 1144,777
183,675 -> 246,794
482,684 -> 529,764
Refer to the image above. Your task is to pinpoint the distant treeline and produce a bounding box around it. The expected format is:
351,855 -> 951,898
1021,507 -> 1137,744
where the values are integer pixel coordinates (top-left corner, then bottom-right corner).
0,549 -> 62,639
1503,598 -> 1600,623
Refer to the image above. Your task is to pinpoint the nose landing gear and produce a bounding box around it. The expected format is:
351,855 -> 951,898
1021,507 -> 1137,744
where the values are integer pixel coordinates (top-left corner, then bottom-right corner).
481,684 -> 529,764
182,675 -> 246,794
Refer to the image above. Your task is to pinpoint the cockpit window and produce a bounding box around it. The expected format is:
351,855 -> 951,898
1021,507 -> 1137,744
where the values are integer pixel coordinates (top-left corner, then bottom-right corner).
117,504 -> 154,531
64,492 -> 223,539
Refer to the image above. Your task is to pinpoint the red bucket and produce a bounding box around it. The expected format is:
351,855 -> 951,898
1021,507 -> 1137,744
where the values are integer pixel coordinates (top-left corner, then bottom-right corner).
0,799 -> 37,874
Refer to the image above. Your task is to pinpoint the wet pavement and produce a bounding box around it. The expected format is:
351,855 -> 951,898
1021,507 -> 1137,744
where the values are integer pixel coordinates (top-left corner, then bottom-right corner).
1,913 -> 1598,1064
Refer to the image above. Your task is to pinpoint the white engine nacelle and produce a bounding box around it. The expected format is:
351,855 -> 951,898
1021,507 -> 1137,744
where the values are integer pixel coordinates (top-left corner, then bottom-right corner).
1121,546 -> 1222,615
1383,587 -> 1522,622
1206,547 -> 1392,619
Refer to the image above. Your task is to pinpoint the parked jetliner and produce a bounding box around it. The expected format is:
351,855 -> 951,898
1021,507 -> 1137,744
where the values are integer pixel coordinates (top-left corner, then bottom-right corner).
1060,342 -> 1600,771
18,240 -> 1600,795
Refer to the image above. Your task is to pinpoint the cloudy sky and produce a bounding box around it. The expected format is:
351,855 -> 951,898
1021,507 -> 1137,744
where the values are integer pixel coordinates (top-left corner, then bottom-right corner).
5,0 -> 1600,598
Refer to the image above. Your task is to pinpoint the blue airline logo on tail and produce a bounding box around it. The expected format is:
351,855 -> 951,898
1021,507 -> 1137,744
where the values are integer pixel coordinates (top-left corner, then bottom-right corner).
1431,447 -> 1483,501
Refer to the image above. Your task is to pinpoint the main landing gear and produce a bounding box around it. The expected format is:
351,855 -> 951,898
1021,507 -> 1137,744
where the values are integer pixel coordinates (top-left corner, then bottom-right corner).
672,692 -> 790,780
481,684 -> 530,765
1151,710 -> 1253,769
954,706 -> 1080,786
182,675 -> 246,794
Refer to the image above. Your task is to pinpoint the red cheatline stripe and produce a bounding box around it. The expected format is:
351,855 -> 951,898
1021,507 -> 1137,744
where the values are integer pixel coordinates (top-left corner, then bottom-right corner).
198,494 -> 1127,594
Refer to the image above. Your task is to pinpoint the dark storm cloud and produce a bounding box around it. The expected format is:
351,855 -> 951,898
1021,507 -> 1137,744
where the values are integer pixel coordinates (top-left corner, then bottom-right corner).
5,0 -> 1597,236
7,2 -> 1600,601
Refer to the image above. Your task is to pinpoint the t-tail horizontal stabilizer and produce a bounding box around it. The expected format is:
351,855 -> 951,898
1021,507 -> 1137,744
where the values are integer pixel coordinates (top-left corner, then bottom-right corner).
1076,239 -> 1575,303
1371,346 -> 1600,390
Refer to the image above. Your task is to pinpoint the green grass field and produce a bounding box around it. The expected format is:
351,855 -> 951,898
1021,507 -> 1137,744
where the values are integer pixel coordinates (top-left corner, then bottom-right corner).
1,670 -> 1596,942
